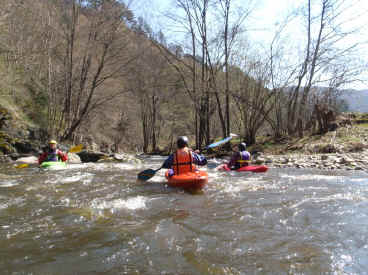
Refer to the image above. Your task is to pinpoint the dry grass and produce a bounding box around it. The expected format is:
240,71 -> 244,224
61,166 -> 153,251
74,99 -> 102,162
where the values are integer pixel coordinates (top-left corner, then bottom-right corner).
249,119 -> 368,156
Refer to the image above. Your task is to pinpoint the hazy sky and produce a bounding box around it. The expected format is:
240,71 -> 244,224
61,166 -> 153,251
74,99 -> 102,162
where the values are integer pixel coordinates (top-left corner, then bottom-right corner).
130,0 -> 368,35
130,0 -> 295,34
130,0 -> 368,89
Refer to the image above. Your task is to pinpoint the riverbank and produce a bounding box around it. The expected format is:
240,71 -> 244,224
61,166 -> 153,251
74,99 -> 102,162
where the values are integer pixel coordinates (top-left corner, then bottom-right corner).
2,105 -> 368,172
252,151 -> 368,171
214,119 -> 368,172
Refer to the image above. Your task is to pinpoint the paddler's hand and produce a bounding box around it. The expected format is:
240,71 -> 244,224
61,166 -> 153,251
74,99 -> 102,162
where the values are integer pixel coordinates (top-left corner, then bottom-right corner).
194,149 -> 200,154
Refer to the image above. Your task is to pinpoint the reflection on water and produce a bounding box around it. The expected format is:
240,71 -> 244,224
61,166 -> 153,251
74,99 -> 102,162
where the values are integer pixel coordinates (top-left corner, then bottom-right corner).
0,158 -> 368,274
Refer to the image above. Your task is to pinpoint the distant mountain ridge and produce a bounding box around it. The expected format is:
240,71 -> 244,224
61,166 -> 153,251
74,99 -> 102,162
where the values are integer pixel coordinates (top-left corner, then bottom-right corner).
341,89 -> 368,112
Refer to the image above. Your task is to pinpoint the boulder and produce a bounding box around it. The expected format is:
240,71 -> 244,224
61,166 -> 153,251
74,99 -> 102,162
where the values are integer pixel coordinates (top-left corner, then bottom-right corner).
67,153 -> 82,164
112,153 -> 125,161
321,155 -> 329,160
77,150 -> 109,162
253,157 -> 265,165
0,155 -> 12,163
113,153 -> 142,163
0,142 -> 16,154
280,157 -> 289,164
97,156 -> 114,162
265,158 -> 273,164
14,141 -> 39,154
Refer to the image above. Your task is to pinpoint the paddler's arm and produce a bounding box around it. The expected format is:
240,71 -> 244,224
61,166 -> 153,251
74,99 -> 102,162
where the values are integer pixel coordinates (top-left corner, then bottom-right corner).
227,152 -> 239,168
192,151 -> 207,166
57,149 -> 68,162
162,154 -> 174,169
38,152 -> 47,164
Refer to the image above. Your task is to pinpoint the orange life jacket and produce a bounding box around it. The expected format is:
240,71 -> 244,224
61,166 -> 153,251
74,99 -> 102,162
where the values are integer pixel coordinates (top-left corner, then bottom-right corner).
173,147 -> 197,175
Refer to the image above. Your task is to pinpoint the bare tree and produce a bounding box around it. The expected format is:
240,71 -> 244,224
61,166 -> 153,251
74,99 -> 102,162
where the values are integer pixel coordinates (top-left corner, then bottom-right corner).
286,0 -> 366,137
127,23 -> 175,153
231,56 -> 274,144
212,0 -> 253,140
47,0 -> 138,141
156,0 -> 214,149
158,0 -> 254,149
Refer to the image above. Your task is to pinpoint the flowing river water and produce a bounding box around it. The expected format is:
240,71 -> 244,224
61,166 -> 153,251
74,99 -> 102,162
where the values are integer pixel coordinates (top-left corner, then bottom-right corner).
1,156 -> 368,274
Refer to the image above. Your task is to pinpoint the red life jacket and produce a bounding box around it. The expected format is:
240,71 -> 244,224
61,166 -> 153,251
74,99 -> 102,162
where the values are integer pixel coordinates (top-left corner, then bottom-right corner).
173,148 -> 197,175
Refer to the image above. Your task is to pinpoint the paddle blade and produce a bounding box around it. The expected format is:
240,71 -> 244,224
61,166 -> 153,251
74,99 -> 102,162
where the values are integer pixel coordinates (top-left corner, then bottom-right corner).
137,169 -> 157,181
69,144 -> 83,153
15,163 -> 29,169
205,136 -> 233,149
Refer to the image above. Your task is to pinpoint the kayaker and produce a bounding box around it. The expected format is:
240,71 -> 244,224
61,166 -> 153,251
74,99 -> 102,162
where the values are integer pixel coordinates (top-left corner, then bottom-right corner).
38,140 -> 68,164
227,142 -> 251,170
162,136 -> 207,176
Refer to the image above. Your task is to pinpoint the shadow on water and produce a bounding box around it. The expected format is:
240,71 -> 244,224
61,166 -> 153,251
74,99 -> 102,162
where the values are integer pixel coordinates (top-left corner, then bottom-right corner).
0,159 -> 368,274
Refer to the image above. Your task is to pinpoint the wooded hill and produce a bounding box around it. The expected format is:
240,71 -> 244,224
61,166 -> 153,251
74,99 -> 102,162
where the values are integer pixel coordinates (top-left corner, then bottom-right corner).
0,0 -> 364,154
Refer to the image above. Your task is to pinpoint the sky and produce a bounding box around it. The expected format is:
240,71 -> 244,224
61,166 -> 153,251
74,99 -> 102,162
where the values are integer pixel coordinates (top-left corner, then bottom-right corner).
129,0 -> 368,90
130,0 -> 368,36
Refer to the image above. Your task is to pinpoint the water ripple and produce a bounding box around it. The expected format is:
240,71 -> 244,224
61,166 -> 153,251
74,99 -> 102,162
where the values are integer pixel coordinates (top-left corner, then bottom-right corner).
0,161 -> 368,274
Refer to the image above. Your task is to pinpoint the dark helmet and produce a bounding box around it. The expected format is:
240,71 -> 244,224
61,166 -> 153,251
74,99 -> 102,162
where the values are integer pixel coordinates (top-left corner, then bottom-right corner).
177,136 -> 189,148
238,142 -> 246,151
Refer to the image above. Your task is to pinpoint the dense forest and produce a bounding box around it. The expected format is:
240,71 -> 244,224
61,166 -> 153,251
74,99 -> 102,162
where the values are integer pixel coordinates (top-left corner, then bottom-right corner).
0,0 -> 366,154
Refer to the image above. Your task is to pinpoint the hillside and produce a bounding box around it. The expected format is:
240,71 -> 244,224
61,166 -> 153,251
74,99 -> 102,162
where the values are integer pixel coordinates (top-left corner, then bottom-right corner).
341,89 -> 368,112
1,0 -> 367,159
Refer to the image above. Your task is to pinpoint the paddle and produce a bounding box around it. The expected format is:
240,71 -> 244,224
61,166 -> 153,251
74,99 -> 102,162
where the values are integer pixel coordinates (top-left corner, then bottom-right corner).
137,134 -> 237,181
68,144 -> 83,153
15,144 -> 84,169
204,133 -> 237,149
137,167 -> 162,181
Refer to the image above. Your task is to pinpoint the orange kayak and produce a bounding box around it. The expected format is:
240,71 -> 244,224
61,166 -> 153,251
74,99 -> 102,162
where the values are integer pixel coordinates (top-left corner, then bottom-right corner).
165,170 -> 208,190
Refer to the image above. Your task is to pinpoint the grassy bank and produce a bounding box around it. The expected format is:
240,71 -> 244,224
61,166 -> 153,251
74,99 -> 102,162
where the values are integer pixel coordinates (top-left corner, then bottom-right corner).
209,113 -> 368,158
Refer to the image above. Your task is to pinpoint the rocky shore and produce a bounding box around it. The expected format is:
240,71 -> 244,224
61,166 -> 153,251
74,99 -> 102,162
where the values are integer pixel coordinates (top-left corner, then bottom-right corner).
252,151 -> 368,171
212,122 -> 368,172
1,106 -> 368,172
1,151 -> 142,166
3,147 -> 368,172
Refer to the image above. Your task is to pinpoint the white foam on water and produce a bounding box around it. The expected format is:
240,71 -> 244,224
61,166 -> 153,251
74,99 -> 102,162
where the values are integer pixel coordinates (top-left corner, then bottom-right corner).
65,163 -> 88,170
329,192 -> 367,202
91,196 -> 147,210
349,178 -> 368,184
279,174 -> 338,181
147,170 -> 166,183
221,179 -> 276,194
84,162 -> 137,172
60,173 -> 94,184
113,163 -> 137,169
0,180 -> 19,187
149,175 -> 166,183
290,192 -> 366,209
147,155 -> 166,160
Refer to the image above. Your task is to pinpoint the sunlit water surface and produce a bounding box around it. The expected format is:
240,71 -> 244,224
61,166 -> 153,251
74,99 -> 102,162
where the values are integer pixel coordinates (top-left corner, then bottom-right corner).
1,156 -> 368,274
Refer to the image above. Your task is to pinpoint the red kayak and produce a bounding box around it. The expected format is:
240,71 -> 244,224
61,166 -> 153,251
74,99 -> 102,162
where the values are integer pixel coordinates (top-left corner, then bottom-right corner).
165,170 -> 208,190
218,164 -> 268,173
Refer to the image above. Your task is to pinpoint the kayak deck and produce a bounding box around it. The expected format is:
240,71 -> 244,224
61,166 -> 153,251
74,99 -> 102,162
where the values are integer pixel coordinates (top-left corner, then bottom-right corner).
165,170 -> 208,190
218,164 -> 268,173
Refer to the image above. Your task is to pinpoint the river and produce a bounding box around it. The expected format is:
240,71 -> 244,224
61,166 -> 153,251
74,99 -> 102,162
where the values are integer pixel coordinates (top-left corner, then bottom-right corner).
1,156 -> 368,274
